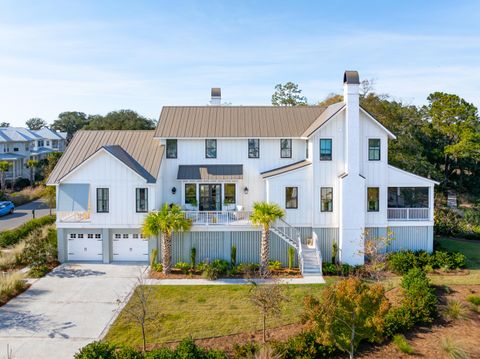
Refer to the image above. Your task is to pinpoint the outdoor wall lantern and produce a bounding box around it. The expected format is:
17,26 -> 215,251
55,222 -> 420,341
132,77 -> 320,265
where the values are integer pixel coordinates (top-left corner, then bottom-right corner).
244,187 -> 249,194
171,187 -> 177,195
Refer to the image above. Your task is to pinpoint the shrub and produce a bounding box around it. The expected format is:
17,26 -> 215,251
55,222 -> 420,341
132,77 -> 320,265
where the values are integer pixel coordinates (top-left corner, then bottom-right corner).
202,259 -> 229,280
174,338 -> 227,359
191,247 -> 196,270
321,262 -> 337,275
151,263 -> 163,273
230,245 -> 236,267
466,294 -> 480,306
74,341 -> 116,359
387,250 -> 466,274
114,346 -> 143,359
143,348 -> 175,359
442,299 -> 469,321
401,268 -> 437,324
272,331 -> 336,358
150,248 -> 158,269
232,342 -> 259,359
237,263 -> 259,274
0,215 -> 56,247
393,334 -> 414,355
287,246 -> 295,269
384,306 -> 415,338
174,262 -> 190,274
268,260 -> 282,271
28,264 -> 51,278
441,337 -> 470,359
20,226 -> 57,268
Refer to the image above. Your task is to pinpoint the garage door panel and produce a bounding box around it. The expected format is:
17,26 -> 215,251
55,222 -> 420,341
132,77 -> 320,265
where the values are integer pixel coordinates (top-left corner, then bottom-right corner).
67,236 -> 103,261
112,234 -> 148,262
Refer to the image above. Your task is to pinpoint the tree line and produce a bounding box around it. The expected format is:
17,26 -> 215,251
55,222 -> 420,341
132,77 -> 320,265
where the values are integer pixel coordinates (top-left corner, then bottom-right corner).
272,81 -> 480,199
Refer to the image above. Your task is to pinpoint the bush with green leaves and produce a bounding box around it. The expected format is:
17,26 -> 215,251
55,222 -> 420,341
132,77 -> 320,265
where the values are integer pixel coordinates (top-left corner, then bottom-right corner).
268,260 -> 282,271
435,207 -> 480,239
74,341 -> 116,359
230,245 -> 236,267
387,250 -> 466,274
466,294 -> 480,306
151,263 -> 163,273
0,215 -> 56,247
272,331 -> 337,358
232,342 -> 259,358
202,259 -> 229,280
190,247 -> 196,270
174,262 -> 190,274
20,227 -> 57,269
287,246 -> 295,269
393,334 -> 414,355
322,262 -> 337,275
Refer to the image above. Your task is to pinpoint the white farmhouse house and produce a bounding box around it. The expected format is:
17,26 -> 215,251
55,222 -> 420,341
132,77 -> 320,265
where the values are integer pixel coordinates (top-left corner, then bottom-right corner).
47,71 -> 438,275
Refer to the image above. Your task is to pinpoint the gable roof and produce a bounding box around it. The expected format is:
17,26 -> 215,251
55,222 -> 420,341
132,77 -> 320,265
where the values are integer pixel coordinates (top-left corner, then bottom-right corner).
33,128 -> 65,140
154,106 -> 329,138
301,102 -> 346,137
102,145 -> 157,183
0,127 -> 41,142
47,130 -> 164,184
261,160 -> 312,179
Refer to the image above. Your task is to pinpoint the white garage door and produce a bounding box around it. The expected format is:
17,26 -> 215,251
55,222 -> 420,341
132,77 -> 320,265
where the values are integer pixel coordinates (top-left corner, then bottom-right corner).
67,233 -> 103,261
112,233 -> 148,262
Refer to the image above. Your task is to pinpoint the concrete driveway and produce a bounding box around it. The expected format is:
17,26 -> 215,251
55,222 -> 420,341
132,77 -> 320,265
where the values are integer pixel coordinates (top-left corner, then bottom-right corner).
0,199 -> 55,231
0,263 -> 145,359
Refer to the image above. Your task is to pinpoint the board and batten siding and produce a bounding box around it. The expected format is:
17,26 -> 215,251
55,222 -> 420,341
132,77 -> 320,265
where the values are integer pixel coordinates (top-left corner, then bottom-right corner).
366,226 -> 433,252
167,230 -> 298,266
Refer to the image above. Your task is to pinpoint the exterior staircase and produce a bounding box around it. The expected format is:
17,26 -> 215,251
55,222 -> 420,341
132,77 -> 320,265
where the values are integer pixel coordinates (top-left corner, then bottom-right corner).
270,219 -> 322,276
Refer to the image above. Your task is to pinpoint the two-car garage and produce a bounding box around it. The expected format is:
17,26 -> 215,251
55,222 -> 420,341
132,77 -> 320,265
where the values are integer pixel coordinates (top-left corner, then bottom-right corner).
66,230 -> 149,262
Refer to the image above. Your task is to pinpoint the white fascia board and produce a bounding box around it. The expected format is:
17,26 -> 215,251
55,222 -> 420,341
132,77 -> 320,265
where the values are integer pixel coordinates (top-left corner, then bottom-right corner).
58,148 -> 149,184
388,165 -> 440,185
262,163 -> 311,180
360,107 -> 396,139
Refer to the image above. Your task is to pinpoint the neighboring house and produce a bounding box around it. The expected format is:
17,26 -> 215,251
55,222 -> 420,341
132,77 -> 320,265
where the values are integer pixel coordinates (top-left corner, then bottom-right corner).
47,71 -> 438,275
0,127 -> 66,181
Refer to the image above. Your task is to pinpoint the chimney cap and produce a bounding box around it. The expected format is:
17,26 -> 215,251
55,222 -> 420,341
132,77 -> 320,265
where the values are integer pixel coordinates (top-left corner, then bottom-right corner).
343,71 -> 360,85
211,87 -> 221,97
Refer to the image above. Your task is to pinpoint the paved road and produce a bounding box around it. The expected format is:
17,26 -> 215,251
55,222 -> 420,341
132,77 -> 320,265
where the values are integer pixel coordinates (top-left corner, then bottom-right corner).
0,263 -> 145,359
0,200 -> 55,231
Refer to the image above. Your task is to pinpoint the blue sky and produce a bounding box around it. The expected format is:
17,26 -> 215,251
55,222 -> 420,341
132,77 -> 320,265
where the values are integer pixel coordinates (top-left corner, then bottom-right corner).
1,0 -> 479,126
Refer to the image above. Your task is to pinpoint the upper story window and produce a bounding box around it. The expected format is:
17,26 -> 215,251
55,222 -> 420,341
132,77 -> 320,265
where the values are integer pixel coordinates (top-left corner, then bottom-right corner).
367,187 -> 380,212
280,139 -> 292,158
52,140 -> 59,149
248,139 -> 260,158
185,183 -> 197,205
166,139 -> 177,158
46,141 -> 50,146
368,139 -> 381,161
38,140 -> 44,147
321,187 -> 333,212
285,187 -> 298,209
13,147 -> 19,152
96,188 -> 109,213
205,139 -> 217,158
320,139 -> 332,160
135,188 -> 148,213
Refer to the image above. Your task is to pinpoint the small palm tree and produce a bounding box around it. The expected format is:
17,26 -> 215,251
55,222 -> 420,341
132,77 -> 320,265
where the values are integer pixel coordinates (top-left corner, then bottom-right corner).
0,161 -> 11,193
142,203 -> 192,274
250,202 -> 285,275
26,159 -> 39,186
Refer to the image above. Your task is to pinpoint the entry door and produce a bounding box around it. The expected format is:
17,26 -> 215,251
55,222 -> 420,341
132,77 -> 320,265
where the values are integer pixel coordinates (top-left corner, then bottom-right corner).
199,184 -> 222,211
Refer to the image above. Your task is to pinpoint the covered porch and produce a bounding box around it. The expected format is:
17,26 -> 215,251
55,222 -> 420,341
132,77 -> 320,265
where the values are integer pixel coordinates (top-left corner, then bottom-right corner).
0,153 -> 26,181
387,186 -> 432,221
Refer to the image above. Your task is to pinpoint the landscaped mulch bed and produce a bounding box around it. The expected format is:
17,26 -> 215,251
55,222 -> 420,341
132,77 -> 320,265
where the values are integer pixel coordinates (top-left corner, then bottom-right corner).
149,268 -> 302,279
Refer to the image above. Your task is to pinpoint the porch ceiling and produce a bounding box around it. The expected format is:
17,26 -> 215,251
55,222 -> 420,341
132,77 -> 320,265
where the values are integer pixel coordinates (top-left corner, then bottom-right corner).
177,164 -> 243,180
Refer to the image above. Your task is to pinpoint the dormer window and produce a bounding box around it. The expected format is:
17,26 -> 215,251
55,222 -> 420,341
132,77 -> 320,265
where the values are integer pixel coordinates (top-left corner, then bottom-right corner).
205,139 -> 217,158
166,139 -> 177,158
280,139 -> 292,158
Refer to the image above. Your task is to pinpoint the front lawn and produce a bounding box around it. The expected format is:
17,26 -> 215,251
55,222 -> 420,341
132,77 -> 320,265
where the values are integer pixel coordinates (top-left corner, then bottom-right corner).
437,237 -> 480,269
105,283 -> 328,347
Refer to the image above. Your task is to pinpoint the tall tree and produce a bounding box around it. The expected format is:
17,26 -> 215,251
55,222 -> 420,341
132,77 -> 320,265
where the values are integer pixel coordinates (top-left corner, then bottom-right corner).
141,203 -> 192,274
84,110 -> 156,130
250,202 -> 285,275
271,82 -> 307,106
51,111 -> 89,141
26,118 -> 47,130
422,92 -> 480,190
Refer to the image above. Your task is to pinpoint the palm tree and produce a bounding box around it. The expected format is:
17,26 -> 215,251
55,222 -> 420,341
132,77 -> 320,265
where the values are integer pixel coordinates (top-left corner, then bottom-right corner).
26,159 -> 39,186
0,161 -> 11,193
250,202 -> 285,275
142,203 -> 192,274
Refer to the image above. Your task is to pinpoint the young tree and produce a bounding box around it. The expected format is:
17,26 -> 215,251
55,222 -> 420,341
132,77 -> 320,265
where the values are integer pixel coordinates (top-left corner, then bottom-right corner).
250,202 -> 285,275
271,82 -> 307,106
26,159 -> 39,186
249,281 -> 289,343
119,274 -> 157,352
0,161 -> 12,192
44,186 -> 56,215
361,229 -> 394,281
26,118 -> 47,130
303,277 -> 390,359
141,203 -> 192,274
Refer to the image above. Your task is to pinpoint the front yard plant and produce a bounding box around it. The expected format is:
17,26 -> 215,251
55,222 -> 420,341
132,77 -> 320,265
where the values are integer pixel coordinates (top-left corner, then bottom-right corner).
387,249 -> 466,274
0,215 -> 56,247
0,271 -> 27,306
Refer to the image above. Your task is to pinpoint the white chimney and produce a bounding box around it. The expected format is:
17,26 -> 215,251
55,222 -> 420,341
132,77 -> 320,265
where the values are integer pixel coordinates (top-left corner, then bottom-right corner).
210,87 -> 221,105
339,70 -> 365,266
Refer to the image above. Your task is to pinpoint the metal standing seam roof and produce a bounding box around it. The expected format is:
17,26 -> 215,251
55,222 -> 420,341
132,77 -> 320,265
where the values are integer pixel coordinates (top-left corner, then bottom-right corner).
261,160 -> 312,179
177,164 -> 243,180
102,145 -> 156,183
155,106 -> 330,138
47,130 -> 164,184
33,128 -> 65,140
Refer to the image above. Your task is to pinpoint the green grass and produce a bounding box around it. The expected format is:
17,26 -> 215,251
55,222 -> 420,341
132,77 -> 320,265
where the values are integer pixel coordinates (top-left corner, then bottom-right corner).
105,284 -> 326,347
437,237 -> 480,269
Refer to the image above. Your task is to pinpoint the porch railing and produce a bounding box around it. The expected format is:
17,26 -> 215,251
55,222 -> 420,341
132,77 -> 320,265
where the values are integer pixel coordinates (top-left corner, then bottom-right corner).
183,211 -> 252,226
57,211 -> 91,223
387,208 -> 430,221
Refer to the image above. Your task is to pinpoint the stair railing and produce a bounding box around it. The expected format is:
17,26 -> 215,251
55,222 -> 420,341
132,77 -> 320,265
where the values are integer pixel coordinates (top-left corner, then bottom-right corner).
271,218 -> 303,273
